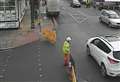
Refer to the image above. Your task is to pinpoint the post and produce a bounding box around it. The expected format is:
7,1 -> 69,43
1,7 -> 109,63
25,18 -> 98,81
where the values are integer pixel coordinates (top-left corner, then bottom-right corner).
30,0 -> 35,29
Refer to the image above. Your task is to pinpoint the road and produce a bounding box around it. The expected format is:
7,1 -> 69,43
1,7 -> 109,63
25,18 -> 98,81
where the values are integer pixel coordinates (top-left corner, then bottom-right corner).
0,0 -> 120,82
57,0 -> 120,82
0,41 -> 69,82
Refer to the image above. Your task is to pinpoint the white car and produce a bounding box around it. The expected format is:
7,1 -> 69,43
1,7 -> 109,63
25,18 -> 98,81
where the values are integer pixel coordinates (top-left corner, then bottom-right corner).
46,0 -> 60,16
99,10 -> 120,28
71,0 -> 81,8
86,35 -> 120,77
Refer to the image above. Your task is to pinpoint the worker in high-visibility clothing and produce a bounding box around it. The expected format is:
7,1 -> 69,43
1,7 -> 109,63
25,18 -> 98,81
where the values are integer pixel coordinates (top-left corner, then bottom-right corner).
62,36 -> 72,66
85,0 -> 91,8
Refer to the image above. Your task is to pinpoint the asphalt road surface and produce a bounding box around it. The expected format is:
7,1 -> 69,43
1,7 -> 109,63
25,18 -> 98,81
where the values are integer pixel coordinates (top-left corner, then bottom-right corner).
0,0 -> 120,82
57,0 -> 120,82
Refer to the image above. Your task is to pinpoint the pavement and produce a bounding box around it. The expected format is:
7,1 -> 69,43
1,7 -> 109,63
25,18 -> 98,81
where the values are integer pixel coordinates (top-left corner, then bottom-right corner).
0,6 -> 64,82
0,3 -> 81,82
57,0 -> 120,82
0,8 -> 56,50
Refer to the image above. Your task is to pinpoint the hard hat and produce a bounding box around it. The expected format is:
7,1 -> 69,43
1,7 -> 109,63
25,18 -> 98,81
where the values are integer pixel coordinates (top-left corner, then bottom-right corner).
66,36 -> 72,41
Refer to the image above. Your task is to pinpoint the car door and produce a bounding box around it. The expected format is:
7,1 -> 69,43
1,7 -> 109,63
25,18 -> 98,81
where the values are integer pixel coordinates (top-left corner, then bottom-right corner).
105,13 -> 110,24
103,12 -> 109,24
101,11 -> 106,22
89,38 -> 101,61
95,40 -> 111,65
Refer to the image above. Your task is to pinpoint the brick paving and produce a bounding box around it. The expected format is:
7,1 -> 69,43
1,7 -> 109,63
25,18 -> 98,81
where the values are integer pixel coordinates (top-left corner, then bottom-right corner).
0,9 -> 40,50
0,8 -> 55,50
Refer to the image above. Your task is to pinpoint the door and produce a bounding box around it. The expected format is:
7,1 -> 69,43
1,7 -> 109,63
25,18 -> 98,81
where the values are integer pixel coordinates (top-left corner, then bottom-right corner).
101,11 -> 109,23
101,11 -> 106,22
94,40 -> 111,65
103,12 -> 109,23
89,38 -> 101,61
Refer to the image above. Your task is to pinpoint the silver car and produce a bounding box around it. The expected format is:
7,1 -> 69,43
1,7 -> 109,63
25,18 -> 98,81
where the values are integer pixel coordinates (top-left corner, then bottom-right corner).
99,10 -> 120,28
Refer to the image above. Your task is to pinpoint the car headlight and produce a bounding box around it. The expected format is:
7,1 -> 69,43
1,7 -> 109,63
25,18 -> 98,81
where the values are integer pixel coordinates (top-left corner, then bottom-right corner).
110,20 -> 117,25
111,22 -> 117,25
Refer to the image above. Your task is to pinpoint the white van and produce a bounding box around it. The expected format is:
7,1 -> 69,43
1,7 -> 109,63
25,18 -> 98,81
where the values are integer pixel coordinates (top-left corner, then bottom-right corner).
46,0 -> 60,16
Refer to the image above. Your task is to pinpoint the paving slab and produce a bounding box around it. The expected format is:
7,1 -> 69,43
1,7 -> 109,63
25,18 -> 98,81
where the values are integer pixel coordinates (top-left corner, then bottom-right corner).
0,9 -> 56,50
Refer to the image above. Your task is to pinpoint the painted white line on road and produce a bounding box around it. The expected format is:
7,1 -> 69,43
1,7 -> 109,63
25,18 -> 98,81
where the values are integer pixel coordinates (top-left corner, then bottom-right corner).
38,59 -> 41,62
67,12 -> 87,24
7,55 -> 11,58
62,6 -> 88,24
76,10 -> 88,18
38,68 -> 42,71
82,80 -> 89,82
37,80 -> 40,82
0,64 -> 7,67
40,74 -> 43,78
38,47 -> 41,49
1,69 -> 6,72
6,58 -> 9,63
0,75 -> 4,79
67,12 -> 79,23
38,63 -> 42,66
80,18 -> 88,23
38,55 -> 40,57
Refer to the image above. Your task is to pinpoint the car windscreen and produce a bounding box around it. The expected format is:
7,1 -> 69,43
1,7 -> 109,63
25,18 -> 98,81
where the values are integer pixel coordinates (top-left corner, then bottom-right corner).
113,51 -> 120,60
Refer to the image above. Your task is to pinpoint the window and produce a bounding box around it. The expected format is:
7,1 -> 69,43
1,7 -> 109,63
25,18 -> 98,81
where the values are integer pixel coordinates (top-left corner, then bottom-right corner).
91,38 -> 100,46
0,0 -> 17,22
101,11 -> 109,17
91,38 -> 111,53
113,51 -> 120,60
109,14 -> 120,19
101,11 -> 106,16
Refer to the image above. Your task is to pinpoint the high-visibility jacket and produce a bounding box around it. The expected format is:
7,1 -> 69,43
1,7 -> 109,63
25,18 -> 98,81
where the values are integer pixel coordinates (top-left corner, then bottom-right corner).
63,41 -> 71,54
86,0 -> 90,5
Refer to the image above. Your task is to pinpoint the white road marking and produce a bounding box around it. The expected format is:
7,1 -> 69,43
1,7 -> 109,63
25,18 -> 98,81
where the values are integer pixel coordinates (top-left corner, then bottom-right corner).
38,55 -> 40,57
62,6 -> 88,24
7,55 -> 11,58
40,74 -> 43,78
38,63 -> 42,66
0,64 -> 7,67
38,68 -> 42,71
38,59 -> 41,62
6,58 -> 9,62
0,75 -> 4,79
37,80 -> 40,82
1,69 -> 6,72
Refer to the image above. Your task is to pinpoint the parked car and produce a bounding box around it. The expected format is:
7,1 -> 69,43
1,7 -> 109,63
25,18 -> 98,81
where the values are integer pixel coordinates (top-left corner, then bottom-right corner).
86,35 -> 120,77
99,10 -> 120,28
46,0 -> 60,16
71,0 -> 81,8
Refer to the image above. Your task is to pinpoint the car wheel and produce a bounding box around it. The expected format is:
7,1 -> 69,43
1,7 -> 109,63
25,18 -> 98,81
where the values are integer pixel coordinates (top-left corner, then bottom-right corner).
87,46 -> 91,56
101,64 -> 107,77
108,22 -> 113,28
